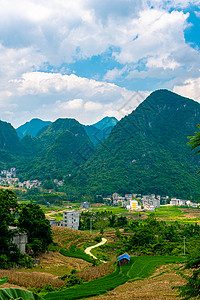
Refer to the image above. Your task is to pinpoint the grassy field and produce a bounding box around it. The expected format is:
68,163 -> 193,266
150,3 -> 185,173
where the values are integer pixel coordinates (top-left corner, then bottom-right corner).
44,256 -> 185,300
150,205 -> 200,223
148,206 -> 184,220
90,206 -> 128,215
60,246 -> 95,264
91,263 -> 186,299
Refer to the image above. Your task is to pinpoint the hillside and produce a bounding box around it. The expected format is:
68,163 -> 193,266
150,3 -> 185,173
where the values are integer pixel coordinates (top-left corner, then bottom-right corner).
0,120 -> 21,170
92,117 -> 118,130
0,120 -> 20,151
17,118 -> 95,181
72,90 -> 200,198
83,117 -> 118,147
16,118 -> 52,139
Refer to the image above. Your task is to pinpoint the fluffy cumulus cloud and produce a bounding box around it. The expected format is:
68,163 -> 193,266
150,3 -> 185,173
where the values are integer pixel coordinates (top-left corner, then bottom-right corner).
4,72 -> 148,127
0,0 -> 199,126
173,77 -> 200,101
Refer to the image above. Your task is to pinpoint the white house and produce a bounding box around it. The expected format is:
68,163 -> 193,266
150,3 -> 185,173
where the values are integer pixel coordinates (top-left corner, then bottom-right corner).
63,210 -> 79,230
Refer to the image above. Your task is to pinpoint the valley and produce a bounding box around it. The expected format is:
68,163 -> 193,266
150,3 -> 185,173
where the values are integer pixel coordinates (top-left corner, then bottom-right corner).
1,90 -> 200,299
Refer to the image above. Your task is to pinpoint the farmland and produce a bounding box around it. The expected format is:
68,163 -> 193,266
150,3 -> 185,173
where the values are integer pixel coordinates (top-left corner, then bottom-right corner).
92,263 -> 186,299
44,256 -> 185,300
1,205 -> 199,299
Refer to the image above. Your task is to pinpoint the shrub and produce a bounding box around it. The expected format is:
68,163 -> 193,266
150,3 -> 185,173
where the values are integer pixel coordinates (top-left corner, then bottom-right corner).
0,255 -> 10,269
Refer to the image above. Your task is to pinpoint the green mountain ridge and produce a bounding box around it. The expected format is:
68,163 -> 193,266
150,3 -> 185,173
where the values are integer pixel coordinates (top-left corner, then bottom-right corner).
16,116 -> 118,147
1,90 -> 200,198
17,118 -> 95,180
92,116 -> 118,130
71,90 -> 200,198
16,118 -> 52,139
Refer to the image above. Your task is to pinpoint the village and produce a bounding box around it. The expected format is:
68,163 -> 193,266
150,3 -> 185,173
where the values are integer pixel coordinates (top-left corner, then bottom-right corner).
0,168 -> 42,189
46,192 -> 200,232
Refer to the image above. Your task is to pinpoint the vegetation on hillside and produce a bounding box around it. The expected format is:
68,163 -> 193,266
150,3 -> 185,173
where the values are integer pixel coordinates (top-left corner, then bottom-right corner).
1,90 -> 200,199
0,189 -> 52,268
69,90 -> 200,198
44,256 -> 185,300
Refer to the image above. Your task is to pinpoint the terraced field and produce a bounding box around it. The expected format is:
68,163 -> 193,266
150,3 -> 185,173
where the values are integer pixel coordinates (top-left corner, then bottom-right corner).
44,256 -> 185,300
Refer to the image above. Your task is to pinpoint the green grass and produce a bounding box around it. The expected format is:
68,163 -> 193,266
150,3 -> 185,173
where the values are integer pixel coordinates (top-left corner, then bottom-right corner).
149,206 -> 184,220
44,267 -> 128,300
127,256 -> 185,280
60,245 -> 95,264
90,206 -> 128,215
149,205 -> 200,224
44,255 -> 185,300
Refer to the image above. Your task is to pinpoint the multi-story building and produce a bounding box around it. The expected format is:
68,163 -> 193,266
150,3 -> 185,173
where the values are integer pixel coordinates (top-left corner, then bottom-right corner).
130,200 -> 138,210
63,210 -> 79,230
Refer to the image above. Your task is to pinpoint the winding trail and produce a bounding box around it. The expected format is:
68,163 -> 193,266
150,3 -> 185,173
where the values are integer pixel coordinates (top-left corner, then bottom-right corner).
85,238 -> 107,263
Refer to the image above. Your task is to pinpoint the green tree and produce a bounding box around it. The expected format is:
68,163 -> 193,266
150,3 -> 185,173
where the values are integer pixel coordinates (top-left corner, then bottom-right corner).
176,254 -> 200,299
18,203 -> 53,255
188,124 -> 200,156
0,189 -> 19,267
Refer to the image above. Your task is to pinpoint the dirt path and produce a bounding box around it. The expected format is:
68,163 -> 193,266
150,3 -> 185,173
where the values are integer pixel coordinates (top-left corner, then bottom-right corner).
85,238 -> 107,262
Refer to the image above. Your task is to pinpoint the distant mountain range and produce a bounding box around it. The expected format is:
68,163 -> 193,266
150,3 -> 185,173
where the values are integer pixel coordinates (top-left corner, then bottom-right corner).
1,90 -> 200,198
0,116 -> 117,182
16,118 -> 52,139
83,117 -> 118,147
16,116 -> 118,147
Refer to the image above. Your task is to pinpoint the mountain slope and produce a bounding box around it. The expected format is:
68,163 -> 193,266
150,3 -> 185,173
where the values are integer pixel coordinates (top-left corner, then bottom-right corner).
72,90 -> 200,198
84,117 -> 118,147
18,118 -> 95,180
0,120 -> 21,170
16,118 -> 52,139
0,120 -> 20,151
92,117 -> 118,130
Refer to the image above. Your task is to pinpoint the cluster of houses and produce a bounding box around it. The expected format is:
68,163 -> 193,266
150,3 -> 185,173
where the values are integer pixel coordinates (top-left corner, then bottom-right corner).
170,198 -> 199,208
105,193 -> 200,211
53,179 -> 64,187
0,168 -> 42,189
105,193 -> 162,211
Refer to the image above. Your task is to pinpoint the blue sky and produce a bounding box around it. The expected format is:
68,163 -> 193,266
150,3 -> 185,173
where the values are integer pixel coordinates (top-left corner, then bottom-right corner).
0,0 -> 200,127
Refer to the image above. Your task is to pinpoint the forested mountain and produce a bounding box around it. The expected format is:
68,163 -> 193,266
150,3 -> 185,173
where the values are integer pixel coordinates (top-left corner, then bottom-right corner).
83,117 -> 118,147
16,117 -> 117,147
71,90 -> 200,199
1,90 -> 200,198
0,120 -> 21,170
16,118 -> 52,139
92,117 -> 118,130
0,120 -> 20,151
17,118 -> 95,180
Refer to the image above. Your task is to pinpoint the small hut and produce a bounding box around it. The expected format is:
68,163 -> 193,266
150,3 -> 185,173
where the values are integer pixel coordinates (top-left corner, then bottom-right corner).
117,253 -> 130,266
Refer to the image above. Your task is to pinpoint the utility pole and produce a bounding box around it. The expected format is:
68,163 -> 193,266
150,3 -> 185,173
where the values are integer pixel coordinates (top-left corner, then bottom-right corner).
183,236 -> 186,255
90,218 -> 92,234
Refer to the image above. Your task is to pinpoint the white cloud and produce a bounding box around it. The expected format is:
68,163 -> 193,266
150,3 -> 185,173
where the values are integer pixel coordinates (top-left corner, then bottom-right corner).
0,0 -> 199,127
5,71 -> 147,127
104,67 -> 127,81
84,101 -> 103,111
56,99 -> 84,110
173,77 -> 200,101
146,0 -> 200,9
113,9 -> 189,64
0,0 -> 194,68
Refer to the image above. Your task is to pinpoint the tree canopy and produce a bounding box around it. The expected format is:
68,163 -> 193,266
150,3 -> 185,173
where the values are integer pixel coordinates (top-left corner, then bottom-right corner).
0,189 -> 52,268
